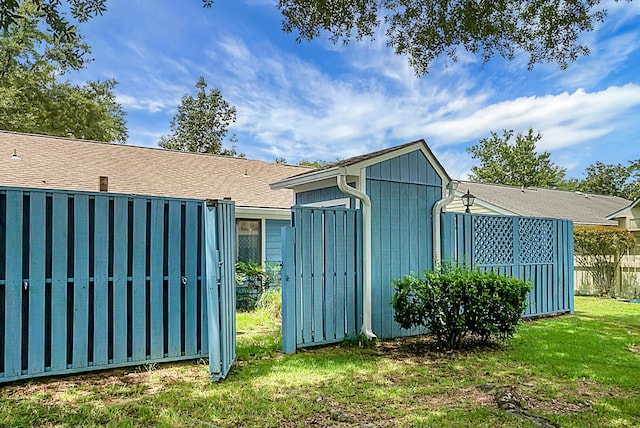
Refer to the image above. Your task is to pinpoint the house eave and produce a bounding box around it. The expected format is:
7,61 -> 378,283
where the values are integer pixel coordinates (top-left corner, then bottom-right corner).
236,206 -> 291,220
606,198 -> 640,220
270,167 -> 341,190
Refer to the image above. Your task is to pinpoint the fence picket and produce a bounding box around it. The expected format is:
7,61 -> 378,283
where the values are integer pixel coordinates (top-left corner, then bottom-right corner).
28,192 -> 46,374
167,201 -> 182,358
50,193 -> 68,371
184,201 -> 199,356
112,196 -> 129,364
324,210 -> 336,340
4,191 -> 22,378
72,194 -> 90,369
149,199 -> 164,360
93,195 -> 110,366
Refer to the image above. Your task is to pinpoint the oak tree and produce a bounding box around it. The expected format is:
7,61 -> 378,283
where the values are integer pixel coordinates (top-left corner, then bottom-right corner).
0,0 -> 127,143
276,0 -> 631,75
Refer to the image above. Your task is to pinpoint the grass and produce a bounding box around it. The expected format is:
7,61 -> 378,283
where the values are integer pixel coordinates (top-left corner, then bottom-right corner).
1,296 -> 639,427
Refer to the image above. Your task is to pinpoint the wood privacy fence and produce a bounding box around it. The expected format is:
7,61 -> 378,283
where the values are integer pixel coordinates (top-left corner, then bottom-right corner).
441,212 -> 574,316
281,206 -> 362,354
0,186 -> 236,383
282,208 -> 575,353
575,250 -> 640,299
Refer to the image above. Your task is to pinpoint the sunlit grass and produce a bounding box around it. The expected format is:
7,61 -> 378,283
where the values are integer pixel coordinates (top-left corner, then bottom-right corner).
0,297 -> 638,427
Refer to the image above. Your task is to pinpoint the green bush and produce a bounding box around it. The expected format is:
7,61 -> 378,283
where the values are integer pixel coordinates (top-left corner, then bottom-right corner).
391,265 -> 531,349
236,261 -> 282,309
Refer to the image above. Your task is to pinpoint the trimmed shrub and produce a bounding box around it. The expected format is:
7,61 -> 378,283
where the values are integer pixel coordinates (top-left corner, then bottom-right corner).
391,265 -> 531,349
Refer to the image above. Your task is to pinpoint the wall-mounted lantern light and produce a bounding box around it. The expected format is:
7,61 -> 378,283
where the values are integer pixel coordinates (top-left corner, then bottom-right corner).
462,189 -> 475,213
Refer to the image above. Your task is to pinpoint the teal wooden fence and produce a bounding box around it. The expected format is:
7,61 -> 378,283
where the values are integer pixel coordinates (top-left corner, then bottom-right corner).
441,212 -> 574,316
282,206 -> 362,353
0,186 -> 236,383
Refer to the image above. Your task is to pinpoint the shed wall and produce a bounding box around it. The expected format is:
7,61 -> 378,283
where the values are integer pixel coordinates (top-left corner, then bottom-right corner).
366,150 -> 443,339
265,219 -> 289,264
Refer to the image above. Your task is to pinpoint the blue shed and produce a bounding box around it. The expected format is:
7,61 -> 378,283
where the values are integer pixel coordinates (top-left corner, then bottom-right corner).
273,140 -> 573,351
272,140 -> 454,340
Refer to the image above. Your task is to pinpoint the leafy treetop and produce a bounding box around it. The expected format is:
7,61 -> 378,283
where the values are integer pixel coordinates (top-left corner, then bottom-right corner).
579,161 -> 640,200
158,77 -> 242,156
276,0 -> 631,75
467,128 -> 566,188
9,1 -> 630,77
0,0 -> 127,143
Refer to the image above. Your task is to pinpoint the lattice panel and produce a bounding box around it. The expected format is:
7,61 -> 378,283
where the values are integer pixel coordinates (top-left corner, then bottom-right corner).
473,216 -> 514,265
518,218 -> 554,264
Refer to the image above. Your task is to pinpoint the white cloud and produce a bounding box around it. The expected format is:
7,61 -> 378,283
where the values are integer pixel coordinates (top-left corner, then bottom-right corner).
211,34 -> 640,164
423,85 -> 640,150
72,0 -> 640,176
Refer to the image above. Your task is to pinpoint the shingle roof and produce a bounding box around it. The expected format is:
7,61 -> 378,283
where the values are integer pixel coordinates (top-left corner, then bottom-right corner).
0,131 -> 312,209
272,139 -> 451,188
457,181 -> 631,225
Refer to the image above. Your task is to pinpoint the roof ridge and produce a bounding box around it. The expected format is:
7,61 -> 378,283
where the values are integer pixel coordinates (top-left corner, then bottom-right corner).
0,130 -> 312,170
458,179 -> 630,200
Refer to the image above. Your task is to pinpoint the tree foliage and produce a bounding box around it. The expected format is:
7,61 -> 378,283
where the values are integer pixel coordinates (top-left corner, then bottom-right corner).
3,1 -> 632,77
276,0 -> 629,75
0,1 -> 127,142
574,226 -> 636,297
578,161 -> 640,200
467,129 -> 566,188
158,77 -> 241,156
0,0 -> 106,64
297,159 -> 332,168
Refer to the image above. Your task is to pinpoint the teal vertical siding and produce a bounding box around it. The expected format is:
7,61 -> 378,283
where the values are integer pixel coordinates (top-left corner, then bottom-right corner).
265,219 -> 289,264
367,150 -> 443,339
0,187 -> 236,383
295,185 -> 355,207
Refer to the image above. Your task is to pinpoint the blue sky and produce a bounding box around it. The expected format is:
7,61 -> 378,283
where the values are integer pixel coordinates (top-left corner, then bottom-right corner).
70,0 -> 640,180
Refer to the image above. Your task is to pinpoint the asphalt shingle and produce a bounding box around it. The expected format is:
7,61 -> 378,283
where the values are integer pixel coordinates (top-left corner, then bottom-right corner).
0,131 -> 312,208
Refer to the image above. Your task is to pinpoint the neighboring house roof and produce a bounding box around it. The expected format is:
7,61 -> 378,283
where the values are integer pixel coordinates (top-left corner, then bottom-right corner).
453,181 -> 632,226
0,131 -> 312,209
607,198 -> 640,220
272,139 -> 451,189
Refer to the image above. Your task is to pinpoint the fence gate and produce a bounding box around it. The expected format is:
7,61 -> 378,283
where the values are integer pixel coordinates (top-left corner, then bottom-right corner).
0,187 -> 236,383
281,206 -> 362,353
441,212 -> 574,316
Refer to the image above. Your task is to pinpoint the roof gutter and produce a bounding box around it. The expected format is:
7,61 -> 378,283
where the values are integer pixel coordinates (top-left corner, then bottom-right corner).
337,170 -> 377,341
432,180 -> 458,269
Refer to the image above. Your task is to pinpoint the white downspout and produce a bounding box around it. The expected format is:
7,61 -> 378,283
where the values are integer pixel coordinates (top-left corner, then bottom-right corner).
432,181 -> 458,269
337,170 -> 377,340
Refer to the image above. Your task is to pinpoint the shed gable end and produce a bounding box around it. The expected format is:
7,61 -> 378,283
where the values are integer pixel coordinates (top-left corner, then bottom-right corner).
366,149 -> 442,186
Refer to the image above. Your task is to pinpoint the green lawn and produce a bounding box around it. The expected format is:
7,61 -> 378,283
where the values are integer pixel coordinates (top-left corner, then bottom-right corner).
1,297 -> 638,427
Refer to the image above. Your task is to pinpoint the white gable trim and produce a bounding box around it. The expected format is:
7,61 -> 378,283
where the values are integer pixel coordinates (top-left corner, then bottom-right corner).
606,198 -> 640,220
451,190 -> 517,216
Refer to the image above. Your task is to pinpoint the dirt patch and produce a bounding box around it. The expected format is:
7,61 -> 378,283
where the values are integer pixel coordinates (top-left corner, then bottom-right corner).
1,360 -> 206,407
479,384 -> 561,428
371,335 -> 504,361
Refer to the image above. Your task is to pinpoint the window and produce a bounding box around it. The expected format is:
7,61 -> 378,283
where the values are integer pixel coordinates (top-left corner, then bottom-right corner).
236,219 -> 261,263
